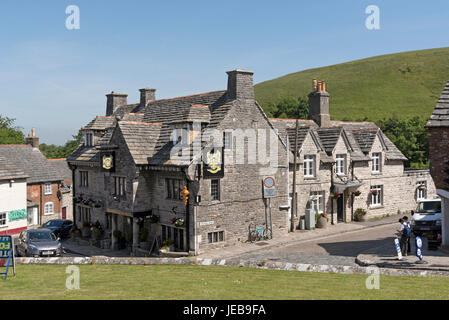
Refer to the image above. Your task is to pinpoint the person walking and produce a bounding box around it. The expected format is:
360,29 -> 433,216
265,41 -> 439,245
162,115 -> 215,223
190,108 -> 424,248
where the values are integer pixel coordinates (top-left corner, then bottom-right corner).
397,218 -> 405,254
403,216 -> 412,254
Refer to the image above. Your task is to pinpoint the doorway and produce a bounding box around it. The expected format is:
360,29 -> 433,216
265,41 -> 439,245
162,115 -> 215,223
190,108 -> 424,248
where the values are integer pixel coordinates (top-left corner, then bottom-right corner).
337,194 -> 344,222
62,207 -> 67,220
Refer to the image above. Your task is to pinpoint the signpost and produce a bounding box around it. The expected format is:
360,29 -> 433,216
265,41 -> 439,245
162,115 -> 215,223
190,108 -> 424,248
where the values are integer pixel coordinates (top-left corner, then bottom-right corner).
262,177 -> 275,239
0,235 -> 15,280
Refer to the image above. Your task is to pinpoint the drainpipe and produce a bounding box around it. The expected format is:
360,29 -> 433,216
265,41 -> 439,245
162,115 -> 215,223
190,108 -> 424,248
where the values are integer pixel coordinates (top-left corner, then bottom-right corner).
71,165 -> 77,226
330,162 -> 335,225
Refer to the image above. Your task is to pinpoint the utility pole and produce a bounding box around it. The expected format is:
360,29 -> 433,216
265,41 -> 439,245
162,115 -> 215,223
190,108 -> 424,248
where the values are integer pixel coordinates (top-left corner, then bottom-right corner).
291,119 -> 299,232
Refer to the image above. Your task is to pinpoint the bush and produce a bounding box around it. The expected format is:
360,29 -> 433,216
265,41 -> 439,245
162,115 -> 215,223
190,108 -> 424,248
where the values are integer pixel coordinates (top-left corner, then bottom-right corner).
355,208 -> 367,216
139,228 -> 148,242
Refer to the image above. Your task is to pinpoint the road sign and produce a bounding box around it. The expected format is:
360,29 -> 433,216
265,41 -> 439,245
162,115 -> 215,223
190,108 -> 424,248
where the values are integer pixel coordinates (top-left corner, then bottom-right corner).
0,235 -> 15,280
263,176 -> 276,198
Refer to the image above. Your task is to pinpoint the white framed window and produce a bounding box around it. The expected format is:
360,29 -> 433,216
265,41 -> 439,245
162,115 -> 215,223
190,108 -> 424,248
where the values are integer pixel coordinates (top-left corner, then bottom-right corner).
416,181 -> 427,201
370,185 -> 382,207
310,191 -> 324,214
372,153 -> 381,173
223,131 -> 232,150
44,202 -> 54,215
80,171 -> 88,187
208,231 -> 224,243
304,155 -> 315,178
211,179 -> 220,201
44,182 -> 52,195
0,212 -> 7,227
114,176 -> 126,196
85,132 -> 94,147
336,154 -> 346,176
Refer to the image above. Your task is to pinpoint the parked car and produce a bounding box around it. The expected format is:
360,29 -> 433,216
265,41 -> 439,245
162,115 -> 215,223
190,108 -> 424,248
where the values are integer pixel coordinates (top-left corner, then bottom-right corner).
42,219 -> 73,239
411,198 -> 442,236
16,229 -> 62,257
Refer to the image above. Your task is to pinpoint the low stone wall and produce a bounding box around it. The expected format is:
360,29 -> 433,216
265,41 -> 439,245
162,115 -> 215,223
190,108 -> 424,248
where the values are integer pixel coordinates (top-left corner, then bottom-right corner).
15,257 -> 449,277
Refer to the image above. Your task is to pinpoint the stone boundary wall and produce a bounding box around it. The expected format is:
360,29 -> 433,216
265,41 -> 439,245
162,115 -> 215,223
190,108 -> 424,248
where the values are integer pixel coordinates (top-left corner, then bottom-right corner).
15,257 -> 449,277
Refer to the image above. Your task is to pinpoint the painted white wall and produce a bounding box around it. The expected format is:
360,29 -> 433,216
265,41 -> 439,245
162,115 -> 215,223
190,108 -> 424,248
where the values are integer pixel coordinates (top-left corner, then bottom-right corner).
0,179 -> 27,233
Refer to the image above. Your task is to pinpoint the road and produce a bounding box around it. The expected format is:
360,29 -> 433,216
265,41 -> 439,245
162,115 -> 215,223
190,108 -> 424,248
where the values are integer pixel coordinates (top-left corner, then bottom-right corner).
231,223 -> 401,266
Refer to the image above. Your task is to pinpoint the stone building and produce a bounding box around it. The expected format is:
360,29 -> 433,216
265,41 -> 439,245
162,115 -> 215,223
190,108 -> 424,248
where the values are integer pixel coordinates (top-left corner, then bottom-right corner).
68,71 -> 435,255
427,79 -> 449,249
271,79 -> 436,224
68,70 -> 288,255
48,158 -> 73,221
0,130 -> 69,226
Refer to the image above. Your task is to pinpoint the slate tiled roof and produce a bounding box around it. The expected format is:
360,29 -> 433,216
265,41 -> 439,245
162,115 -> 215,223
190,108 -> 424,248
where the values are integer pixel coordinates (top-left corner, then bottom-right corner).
0,145 -> 64,183
269,118 -> 407,162
0,154 -> 28,181
82,116 -> 116,131
121,113 -> 144,122
118,121 -> 162,165
427,80 -> 449,128
113,104 -> 142,117
143,91 -> 227,123
66,145 -> 100,163
48,159 -> 72,181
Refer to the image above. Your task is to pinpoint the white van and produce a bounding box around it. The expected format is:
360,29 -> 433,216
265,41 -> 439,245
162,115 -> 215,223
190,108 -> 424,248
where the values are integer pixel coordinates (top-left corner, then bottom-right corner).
411,198 -> 442,236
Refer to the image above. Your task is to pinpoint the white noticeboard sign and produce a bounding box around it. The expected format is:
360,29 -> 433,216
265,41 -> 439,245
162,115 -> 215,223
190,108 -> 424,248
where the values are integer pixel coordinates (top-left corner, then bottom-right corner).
263,176 -> 276,198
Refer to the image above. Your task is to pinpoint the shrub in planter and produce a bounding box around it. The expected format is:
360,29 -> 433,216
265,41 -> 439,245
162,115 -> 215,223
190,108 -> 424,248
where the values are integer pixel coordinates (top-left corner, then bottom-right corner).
160,239 -> 175,252
139,228 -> 149,242
316,213 -> 328,228
354,208 -> 367,222
91,227 -> 103,240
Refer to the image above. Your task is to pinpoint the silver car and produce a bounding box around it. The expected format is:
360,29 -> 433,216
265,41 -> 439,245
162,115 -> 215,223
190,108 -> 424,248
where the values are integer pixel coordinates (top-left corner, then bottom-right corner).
16,228 -> 62,257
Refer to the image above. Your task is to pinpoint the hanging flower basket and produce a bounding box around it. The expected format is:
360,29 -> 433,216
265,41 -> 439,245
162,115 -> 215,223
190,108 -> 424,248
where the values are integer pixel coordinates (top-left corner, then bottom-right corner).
94,200 -> 104,208
352,190 -> 361,197
370,190 -> 378,196
417,184 -> 426,190
149,214 -> 160,224
330,191 -> 339,199
171,218 -> 185,227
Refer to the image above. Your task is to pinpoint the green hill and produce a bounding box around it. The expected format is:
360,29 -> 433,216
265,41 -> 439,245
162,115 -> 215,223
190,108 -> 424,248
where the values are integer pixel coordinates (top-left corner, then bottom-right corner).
254,47 -> 449,121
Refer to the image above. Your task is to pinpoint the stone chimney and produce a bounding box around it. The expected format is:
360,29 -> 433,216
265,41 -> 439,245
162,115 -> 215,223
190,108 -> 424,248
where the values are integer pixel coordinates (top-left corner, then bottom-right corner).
226,69 -> 254,100
106,91 -> 128,116
308,79 -> 330,127
139,88 -> 156,109
25,128 -> 39,149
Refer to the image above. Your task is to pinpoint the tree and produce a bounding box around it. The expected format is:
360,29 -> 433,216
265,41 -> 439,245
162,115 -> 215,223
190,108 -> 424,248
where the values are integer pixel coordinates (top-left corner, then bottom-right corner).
0,115 -> 24,144
376,116 -> 429,168
40,129 -> 84,159
267,97 -> 309,119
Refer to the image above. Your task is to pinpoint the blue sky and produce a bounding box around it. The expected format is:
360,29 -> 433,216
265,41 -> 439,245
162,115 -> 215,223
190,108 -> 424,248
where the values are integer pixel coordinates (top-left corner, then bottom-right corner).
0,0 -> 448,145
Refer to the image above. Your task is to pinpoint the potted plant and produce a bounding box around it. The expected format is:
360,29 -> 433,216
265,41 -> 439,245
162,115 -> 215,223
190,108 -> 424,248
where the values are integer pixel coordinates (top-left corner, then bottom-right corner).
91,226 -> 103,240
352,190 -> 361,197
330,191 -> 339,199
160,239 -> 175,252
81,221 -> 91,238
354,208 -> 367,222
316,213 -> 328,228
139,228 -> 150,250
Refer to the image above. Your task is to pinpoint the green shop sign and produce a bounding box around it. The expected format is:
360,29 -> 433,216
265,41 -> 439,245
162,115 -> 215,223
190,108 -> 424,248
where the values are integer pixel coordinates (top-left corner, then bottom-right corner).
8,209 -> 27,222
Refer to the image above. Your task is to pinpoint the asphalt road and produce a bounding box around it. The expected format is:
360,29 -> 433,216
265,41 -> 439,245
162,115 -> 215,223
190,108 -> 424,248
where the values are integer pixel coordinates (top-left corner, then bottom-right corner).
232,223 -> 401,266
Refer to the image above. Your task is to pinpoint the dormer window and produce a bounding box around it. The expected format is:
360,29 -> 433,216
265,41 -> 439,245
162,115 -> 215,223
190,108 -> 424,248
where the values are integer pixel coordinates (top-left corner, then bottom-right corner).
85,132 -> 94,147
172,124 -> 190,145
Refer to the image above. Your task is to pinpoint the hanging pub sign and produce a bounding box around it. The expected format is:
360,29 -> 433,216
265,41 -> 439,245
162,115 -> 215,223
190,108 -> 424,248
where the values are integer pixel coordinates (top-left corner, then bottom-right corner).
202,146 -> 224,179
100,151 -> 115,172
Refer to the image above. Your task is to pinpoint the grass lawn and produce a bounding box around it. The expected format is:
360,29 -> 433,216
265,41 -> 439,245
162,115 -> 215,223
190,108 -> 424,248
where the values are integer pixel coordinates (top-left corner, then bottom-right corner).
1,265 -> 449,300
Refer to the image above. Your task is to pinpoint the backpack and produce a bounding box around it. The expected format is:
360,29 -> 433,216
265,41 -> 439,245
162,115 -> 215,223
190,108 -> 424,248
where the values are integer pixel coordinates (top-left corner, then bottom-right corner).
403,223 -> 412,237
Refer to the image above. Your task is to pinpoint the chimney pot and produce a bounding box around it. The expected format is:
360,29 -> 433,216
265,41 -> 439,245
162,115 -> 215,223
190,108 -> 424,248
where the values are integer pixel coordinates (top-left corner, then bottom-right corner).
322,80 -> 326,92
25,129 -> 39,148
312,79 -> 317,92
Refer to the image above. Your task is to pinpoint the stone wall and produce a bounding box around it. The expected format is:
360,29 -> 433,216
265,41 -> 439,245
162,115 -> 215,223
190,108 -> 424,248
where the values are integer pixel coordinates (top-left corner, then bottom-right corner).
429,127 -> 449,190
